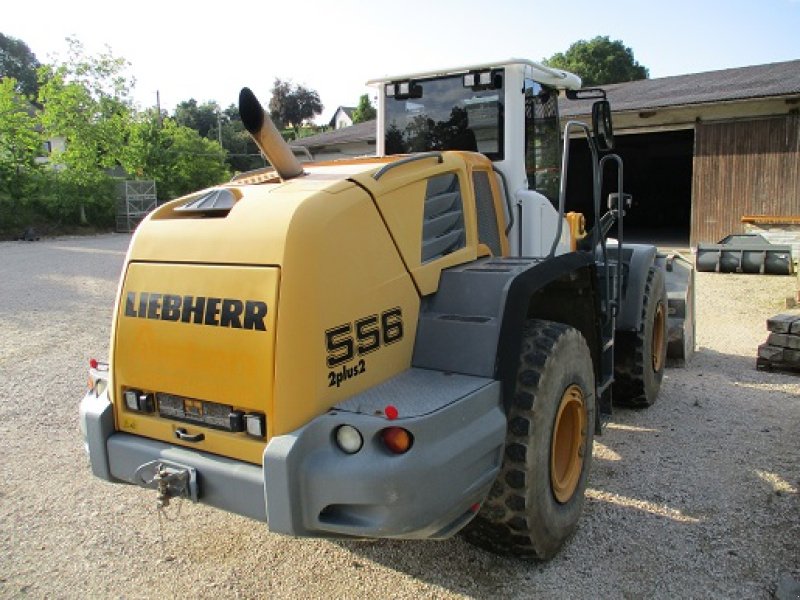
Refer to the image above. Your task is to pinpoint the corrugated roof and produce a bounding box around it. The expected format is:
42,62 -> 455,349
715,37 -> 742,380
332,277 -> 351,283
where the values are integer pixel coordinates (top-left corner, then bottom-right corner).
561,59 -> 800,116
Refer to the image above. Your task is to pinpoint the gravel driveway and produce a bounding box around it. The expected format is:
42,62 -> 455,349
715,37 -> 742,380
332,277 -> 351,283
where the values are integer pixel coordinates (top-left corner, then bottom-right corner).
0,234 -> 797,599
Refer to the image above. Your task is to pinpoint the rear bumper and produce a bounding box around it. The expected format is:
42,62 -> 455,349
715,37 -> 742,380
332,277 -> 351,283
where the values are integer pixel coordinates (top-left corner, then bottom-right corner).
80,375 -> 505,539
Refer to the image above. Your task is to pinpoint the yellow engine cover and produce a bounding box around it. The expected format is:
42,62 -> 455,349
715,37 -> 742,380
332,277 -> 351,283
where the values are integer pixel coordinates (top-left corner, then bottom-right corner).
115,263 -> 279,464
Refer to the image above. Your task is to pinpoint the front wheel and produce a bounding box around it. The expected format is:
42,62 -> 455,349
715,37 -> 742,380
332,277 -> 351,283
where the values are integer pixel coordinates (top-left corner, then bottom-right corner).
461,320 -> 595,559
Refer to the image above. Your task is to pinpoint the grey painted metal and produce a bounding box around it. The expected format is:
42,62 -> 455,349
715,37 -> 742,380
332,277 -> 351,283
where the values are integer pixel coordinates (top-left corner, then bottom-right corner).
107,434 -> 267,521
264,377 -> 505,539
80,370 -> 505,540
473,171 -> 502,256
657,253 -> 696,366
412,258 -> 540,377
334,368 -> 493,416
696,234 -> 793,275
422,174 -> 466,263
610,242 -> 658,332
79,391 -> 117,481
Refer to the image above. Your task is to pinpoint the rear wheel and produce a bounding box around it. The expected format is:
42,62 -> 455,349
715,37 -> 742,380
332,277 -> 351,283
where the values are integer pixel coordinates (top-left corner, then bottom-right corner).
613,266 -> 668,407
461,320 -> 595,559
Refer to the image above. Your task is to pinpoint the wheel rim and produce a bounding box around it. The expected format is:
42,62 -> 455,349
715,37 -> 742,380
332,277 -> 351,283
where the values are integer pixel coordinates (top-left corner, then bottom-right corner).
652,302 -> 666,372
550,384 -> 587,504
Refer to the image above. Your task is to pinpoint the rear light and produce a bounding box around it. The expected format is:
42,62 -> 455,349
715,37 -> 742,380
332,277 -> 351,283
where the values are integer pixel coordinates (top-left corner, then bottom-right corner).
335,425 -> 363,454
124,389 -> 154,413
87,359 -> 109,397
94,379 -> 108,397
244,413 -> 266,438
381,427 -> 413,454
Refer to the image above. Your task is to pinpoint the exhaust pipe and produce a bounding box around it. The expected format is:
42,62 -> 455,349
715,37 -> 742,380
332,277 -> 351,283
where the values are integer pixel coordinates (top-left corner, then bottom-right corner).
239,87 -> 304,180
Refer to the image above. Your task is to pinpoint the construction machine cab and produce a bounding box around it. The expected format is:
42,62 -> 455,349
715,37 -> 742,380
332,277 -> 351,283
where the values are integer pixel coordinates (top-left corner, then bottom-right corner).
370,59 -> 609,258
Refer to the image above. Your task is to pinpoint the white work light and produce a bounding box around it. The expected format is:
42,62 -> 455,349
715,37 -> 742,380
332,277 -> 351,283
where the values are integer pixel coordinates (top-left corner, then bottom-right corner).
335,425 -> 363,454
124,390 -> 139,411
245,413 -> 266,438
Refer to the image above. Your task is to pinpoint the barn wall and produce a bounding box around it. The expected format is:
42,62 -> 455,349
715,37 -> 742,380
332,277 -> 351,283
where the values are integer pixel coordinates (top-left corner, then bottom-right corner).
692,114 -> 800,245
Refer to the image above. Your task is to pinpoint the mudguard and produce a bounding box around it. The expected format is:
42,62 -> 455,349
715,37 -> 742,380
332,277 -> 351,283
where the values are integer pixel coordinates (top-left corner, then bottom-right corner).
612,243 -> 695,367
656,252 -> 696,367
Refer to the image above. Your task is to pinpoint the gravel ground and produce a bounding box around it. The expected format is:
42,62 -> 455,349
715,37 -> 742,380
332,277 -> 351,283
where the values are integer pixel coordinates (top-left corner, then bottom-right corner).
0,234 -> 798,599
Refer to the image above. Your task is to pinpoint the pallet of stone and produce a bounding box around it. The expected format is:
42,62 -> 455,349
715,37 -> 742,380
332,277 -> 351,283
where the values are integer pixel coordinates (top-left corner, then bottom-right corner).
757,312 -> 800,372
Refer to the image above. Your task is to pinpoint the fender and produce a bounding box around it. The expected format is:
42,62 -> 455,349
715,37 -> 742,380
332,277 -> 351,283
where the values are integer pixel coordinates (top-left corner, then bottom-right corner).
611,243 -> 658,332
411,253 -> 602,412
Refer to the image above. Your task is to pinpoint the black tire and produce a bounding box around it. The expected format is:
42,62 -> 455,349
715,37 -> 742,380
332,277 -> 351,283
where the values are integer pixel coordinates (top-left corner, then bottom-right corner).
613,266 -> 668,407
461,319 -> 595,559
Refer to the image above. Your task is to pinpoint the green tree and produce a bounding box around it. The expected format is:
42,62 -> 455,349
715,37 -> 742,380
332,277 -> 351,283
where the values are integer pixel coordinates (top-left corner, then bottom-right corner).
544,36 -> 649,86
37,38 -> 133,224
268,78 -> 323,132
155,119 -> 230,199
121,113 -> 229,201
221,103 -> 263,173
174,98 -> 220,139
351,93 -> 376,124
0,77 -> 41,226
0,33 -> 41,98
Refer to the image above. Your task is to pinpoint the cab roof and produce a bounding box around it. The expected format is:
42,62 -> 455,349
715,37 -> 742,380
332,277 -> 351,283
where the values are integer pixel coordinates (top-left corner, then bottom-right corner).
367,58 -> 582,90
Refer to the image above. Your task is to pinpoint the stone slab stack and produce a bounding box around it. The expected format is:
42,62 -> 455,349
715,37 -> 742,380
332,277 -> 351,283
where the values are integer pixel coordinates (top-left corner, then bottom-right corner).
757,312 -> 800,372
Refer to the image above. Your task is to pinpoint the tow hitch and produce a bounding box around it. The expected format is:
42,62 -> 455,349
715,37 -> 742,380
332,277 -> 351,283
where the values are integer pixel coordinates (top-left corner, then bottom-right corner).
133,460 -> 199,508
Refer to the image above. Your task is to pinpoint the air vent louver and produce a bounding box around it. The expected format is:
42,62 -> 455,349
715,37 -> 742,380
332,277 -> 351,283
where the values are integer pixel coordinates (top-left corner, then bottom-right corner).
422,174 -> 465,262
176,188 -> 239,214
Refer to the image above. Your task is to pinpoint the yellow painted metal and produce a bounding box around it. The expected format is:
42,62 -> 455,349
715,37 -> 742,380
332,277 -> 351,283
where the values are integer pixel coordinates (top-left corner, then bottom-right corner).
550,384 -> 587,504
111,161 -> 420,463
565,212 -> 587,251
351,151 -> 508,296
115,263 -> 279,463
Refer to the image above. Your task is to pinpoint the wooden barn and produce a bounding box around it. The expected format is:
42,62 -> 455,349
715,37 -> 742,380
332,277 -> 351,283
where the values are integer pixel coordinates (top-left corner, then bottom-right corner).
562,59 -> 800,245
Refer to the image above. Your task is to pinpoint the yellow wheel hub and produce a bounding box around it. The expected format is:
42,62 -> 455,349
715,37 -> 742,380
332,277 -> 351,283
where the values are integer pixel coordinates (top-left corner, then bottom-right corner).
652,302 -> 666,372
550,384 -> 587,504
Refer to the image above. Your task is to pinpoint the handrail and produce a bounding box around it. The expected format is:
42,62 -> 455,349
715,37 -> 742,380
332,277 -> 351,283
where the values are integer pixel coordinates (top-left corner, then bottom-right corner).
550,120 -> 597,259
599,154 -> 625,320
373,152 -> 444,181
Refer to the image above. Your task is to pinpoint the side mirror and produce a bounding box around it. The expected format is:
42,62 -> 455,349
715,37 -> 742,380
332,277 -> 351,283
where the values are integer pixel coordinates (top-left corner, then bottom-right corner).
592,100 -> 615,151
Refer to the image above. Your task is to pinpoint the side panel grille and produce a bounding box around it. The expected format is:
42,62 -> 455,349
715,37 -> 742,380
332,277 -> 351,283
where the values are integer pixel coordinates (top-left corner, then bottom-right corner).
473,170 -> 501,256
422,173 -> 465,262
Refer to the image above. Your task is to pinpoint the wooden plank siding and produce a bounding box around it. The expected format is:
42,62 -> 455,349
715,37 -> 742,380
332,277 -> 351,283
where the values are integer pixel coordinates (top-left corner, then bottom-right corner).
692,114 -> 800,245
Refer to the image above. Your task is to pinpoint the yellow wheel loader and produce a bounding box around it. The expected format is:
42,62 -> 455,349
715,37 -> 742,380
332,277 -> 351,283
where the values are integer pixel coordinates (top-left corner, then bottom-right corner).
80,60 -> 694,559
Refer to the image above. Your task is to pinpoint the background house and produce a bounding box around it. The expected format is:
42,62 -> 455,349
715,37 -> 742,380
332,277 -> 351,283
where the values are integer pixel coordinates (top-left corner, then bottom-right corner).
329,106 -> 356,129
291,119 -> 375,161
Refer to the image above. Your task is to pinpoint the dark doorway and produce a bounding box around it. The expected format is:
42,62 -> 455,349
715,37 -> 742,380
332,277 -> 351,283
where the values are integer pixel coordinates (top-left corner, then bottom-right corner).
564,129 -> 694,247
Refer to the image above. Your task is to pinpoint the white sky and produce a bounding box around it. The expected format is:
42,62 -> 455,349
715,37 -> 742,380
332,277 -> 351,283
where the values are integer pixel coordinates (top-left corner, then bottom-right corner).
4,0 -> 799,123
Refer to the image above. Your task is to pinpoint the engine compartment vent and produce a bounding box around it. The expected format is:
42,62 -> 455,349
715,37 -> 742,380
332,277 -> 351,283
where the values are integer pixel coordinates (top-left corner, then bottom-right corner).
175,188 -> 241,215
422,173 -> 465,263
